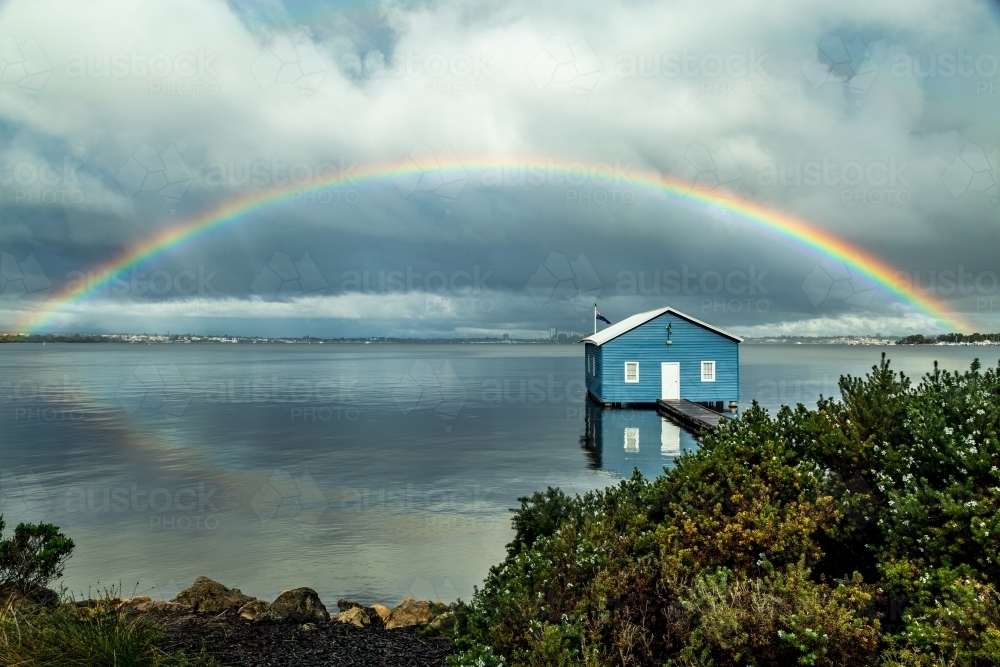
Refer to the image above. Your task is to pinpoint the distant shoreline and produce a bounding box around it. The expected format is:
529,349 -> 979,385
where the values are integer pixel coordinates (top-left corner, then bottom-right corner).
0,333 -> 581,345
3,333 -> 998,346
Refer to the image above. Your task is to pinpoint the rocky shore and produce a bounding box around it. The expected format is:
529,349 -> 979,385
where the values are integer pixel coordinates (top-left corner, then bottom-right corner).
120,577 -> 455,666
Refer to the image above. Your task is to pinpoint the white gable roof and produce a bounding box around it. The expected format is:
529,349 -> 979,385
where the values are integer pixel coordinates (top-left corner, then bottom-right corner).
580,307 -> 743,346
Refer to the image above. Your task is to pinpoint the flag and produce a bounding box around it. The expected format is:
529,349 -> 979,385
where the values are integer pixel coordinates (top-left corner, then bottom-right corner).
596,308 -> 611,325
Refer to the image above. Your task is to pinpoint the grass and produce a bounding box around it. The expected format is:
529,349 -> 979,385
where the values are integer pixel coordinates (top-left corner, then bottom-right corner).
0,593 -> 216,667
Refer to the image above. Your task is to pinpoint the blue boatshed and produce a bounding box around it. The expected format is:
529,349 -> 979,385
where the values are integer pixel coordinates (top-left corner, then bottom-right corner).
582,307 -> 741,410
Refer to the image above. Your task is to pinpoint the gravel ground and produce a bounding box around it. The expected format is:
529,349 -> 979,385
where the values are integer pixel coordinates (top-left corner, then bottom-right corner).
155,609 -> 454,667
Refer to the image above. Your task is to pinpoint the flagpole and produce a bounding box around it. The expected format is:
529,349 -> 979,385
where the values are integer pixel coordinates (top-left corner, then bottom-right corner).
594,304 -> 597,335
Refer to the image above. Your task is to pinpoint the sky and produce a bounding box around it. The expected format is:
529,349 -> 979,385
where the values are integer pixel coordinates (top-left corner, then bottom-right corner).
0,0 -> 998,338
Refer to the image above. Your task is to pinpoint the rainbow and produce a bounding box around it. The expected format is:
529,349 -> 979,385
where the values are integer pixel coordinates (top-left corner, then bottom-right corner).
16,156 -> 971,333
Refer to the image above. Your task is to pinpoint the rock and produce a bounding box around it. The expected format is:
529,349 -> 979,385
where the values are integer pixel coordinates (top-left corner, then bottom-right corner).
335,606 -> 371,627
385,596 -> 449,630
118,596 -> 152,610
172,576 -> 256,613
238,599 -> 271,621
337,598 -> 363,613
426,610 -> 456,634
1,586 -> 59,611
336,599 -> 384,626
269,588 -> 330,623
134,600 -> 194,614
372,603 -> 391,623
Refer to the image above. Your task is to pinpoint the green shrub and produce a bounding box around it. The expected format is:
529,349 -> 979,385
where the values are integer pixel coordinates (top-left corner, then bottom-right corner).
0,518 -> 75,597
676,564 -> 879,667
453,355 -> 1000,666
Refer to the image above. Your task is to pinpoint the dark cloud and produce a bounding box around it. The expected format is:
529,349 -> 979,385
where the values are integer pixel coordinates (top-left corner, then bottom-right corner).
0,0 -> 998,336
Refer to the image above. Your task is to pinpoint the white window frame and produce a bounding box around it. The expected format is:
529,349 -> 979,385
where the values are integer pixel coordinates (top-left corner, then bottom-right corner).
701,360 -> 716,382
624,361 -> 639,383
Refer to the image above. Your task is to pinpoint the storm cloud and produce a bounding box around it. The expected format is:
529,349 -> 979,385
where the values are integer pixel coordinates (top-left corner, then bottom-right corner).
0,0 -> 998,337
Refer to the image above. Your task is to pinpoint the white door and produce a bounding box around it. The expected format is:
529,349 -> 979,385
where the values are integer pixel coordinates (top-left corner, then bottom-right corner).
661,418 -> 681,456
661,362 -> 680,400
624,427 -> 639,452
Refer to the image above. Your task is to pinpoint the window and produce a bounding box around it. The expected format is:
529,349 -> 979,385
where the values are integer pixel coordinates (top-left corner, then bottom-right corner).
701,361 -> 716,382
625,362 -> 639,383
624,427 -> 639,452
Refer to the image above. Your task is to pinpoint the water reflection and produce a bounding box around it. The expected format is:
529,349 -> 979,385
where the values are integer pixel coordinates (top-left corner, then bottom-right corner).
580,400 -> 700,480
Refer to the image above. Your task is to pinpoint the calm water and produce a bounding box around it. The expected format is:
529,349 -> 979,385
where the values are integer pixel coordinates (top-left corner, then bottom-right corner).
0,343 -> 989,605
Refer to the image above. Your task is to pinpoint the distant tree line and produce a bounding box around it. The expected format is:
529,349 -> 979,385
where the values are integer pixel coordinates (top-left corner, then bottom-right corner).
0,333 -> 110,344
898,332 -> 1000,344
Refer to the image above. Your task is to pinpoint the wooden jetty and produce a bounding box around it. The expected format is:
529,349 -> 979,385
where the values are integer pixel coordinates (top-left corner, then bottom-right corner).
657,399 -> 730,432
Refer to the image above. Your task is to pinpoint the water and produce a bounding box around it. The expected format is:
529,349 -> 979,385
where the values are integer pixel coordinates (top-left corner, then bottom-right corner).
0,343 -> 989,605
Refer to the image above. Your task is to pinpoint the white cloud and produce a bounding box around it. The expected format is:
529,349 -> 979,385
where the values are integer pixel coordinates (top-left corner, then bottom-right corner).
0,0 -> 996,334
